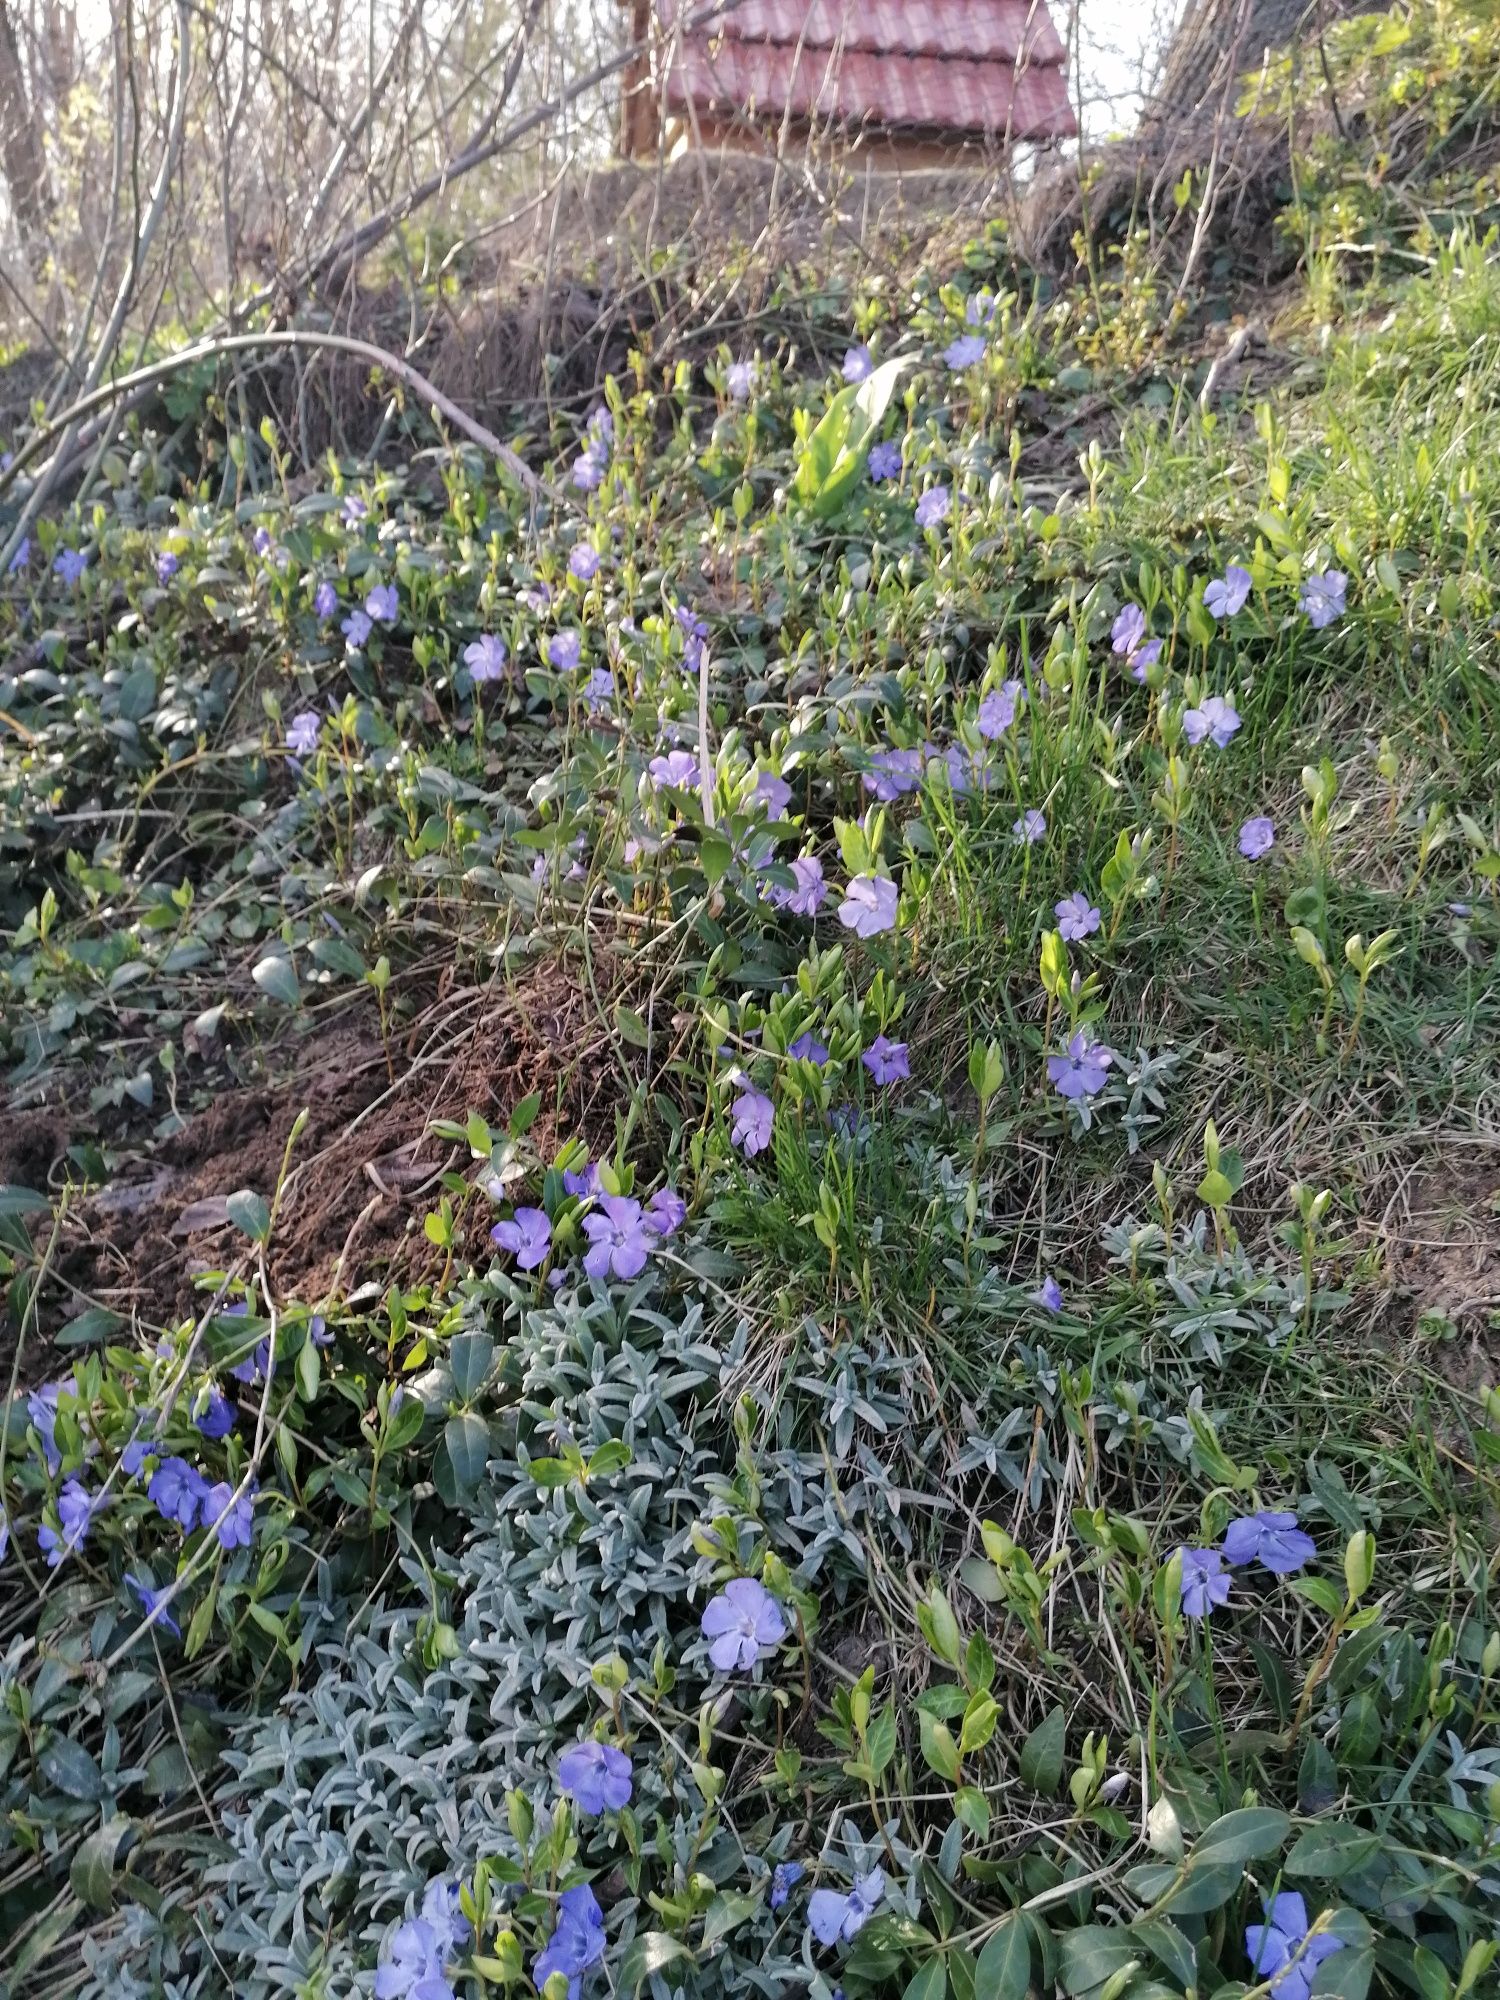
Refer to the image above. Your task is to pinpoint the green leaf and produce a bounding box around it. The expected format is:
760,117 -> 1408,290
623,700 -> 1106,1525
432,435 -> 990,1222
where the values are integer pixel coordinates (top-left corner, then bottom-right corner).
614,1003 -> 651,1048
903,1959 -> 947,2000
1058,1925 -> 1139,1996
69,1815 -> 134,1912
919,1709 -> 961,1783
619,1931 -> 695,1993
586,1439 -> 632,1479
508,1092 -> 542,1136
225,1188 -> 271,1243
252,954 -> 301,1007
1131,1917 -> 1196,1987
38,1732 -> 104,1801
0,1184 -> 49,1216
960,1692 -> 999,1755
1292,1574 -> 1345,1618
1018,1707 -> 1065,1796
308,936 -> 366,980
1153,1860 -> 1244,1915
974,1913 -> 1031,2000
953,1785 -> 991,1839
443,1410 -> 490,1490
1312,1946 -> 1376,2000
701,1889 -> 759,1950
1284,1824 -> 1382,1878
1192,1807 -> 1289,1866
448,1330 -> 495,1401
1411,1945 -> 1452,2000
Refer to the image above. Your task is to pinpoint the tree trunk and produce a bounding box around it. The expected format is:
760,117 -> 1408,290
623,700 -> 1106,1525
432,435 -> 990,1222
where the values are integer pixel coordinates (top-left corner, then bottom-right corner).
0,0 -> 52,266
1148,0 -> 1362,126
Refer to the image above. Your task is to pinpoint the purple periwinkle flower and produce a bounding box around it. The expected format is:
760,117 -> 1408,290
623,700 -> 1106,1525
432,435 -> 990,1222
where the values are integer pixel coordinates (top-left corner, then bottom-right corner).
1222,1509 -> 1316,1575
548,630 -> 582,672
1128,637 -> 1163,682
126,1571 -> 180,1637
752,770 -> 792,818
203,1480 -> 255,1551
842,344 -> 873,383
582,1194 -> 651,1281
915,484 -> 950,530
766,854 -> 825,917
863,748 -> 923,801
27,1382 -> 63,1473
0,1509 -> 8,1563
808,1868 -> 886,1949
229,1333 -> 272,1386
1245,1892 -> 1343,2000
1047,1031 -> 1112,1099
156,551 -> 179,583
862,1035 -> 909,1085
194,1385 -> 235,1439
789,1032 -> 829,1065
1300,570 -> 1346,630
563,1162 -> 600,1199
558,1740 -> 633,1813
314,579 -> 338,619
770,1860 -> 805,1910
286,711 -> 321,757
420,1879 -> 472,1961
943,333 -> 985,370
1111,605 -> 1147,656
1205,565 -> 1252,618
644,1187 -> 687,1238
837,874 -> 898,938
1183,694 -> 1241,748
702,1576 -> 788,1671
649,748 -> 699,790
867,440 -> 902,481
464,634 -> 509,684
1013,808 -> 1047,846
53,546 -> 88,586
569,543 -> 601,581
1179,1545 -> 1231,1619
977,679 -> 1024,739
1055,892 -> 1101,941
571,448 -> 606,492
583,667 -> 613,711
726,359 -> 756,401
365,583 -> 398,625
149,1456 -> 209,1531
966,290 -> 998,326
376,1914 -> 450,2000
491,1206 -> 552,1270
533,1884 -> 605,2000
341,495 -> 367,526
1031,1275 -> 1063,1313
251,527 -> 273,556
39,1478 -> 95,1566
1238,815 -> 1275,860
731,1087 -> 774,1156
121,1415 -> 155,1478
342,609 -> 372,649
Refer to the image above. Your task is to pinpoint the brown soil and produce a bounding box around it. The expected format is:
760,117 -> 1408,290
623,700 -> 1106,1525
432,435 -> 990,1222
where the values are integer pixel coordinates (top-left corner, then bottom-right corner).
17,964 -> 621,1338
1385,1151 -> 1500,1396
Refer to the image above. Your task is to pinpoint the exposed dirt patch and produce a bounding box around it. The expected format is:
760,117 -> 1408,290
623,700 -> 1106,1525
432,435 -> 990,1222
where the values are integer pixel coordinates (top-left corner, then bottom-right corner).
31,963 -> 620,1335
0,1107 -> 71,1193
1386,1151 -> 1500,1397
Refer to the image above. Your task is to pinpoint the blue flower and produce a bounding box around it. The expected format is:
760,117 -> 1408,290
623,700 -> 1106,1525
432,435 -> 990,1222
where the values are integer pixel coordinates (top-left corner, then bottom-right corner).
314,579 -> 338,619
53,546 -> 88,586
1031,1275 -> 1063,1314
38,1478 -> 96,1567
121,1410 -> 157,1477
366,583 -> 399,624
557,1739 -> 633,1813
572,449 -> 606,492
491,1206 -> 552,1270
463,634 -> 509,684
808,1867 -> 886,1948
789,1033 -> 829,1066
569,543 -> 601,581
156,551 -> 179,583
943,334 -> 986,370
126,1571 -> 180,1637
27,1381 -> 63,1473
643,1187 -> 686,1238
915,485 -> 950,530
1178,1545 -> 1231,1619
1013,808 -> 1047,847
867,441 -> 902,482
1055,893 -> 1101,941
1299,570 -> 1346,629
374,1916 -> 447,1999
0,1508 -> 9,1563
702,1577 -> 787,1671
770,1860 -> 805,1910
342,608 -> 373,649
203,1480 -> 255,1551
862,1036 -> 909,1086
8,536 -> 30,572
1205,565 -> 1252,618
1222,1510 -> 1316,1575
842,344 -> 873,383
194,1386 -> 236,1439
726,359 -> 757,401
286,711 -> 321,757
148,1455 -> 209,1531
1246,1892 -> 1343,2000
534,1884 -> 605,2000
977,679 -> 1024,739
549,630 -> 583,672
731,1087 -> 774,1157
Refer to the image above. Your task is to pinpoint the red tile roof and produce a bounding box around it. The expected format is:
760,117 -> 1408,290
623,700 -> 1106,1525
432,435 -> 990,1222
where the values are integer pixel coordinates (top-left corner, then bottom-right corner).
660,0 -> 1076,143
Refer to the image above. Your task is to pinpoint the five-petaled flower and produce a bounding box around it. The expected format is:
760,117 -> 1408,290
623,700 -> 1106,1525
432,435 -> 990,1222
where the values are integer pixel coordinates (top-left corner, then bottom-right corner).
768,854 -> 826,916
977,680 -> 1024,739
149,1456 -> 209,1531
862,1035 -> 909,1085
156,551 -> 179,583
943,334 -> 985,370
1223,1509 -> 1316,1574
1245,1892 -> 1343,2000
726,360 -> 757,401
789,1032 -> 829,1065
533,1883 -> 606,2000
752,770 -> 792,818
314,580 -> 338,620
1047,1031 -> 1112,1099
1205,565 -> 1252,618
1238,815 -> 1275,859
915,484 -> 950,530
1178,1545 -> 1231,1619
203,1480 -> 256,1551
1299,570 -> 1346,629
1183,694 -> 1241,748
464,634 -> 509,684
193,1385 -> 235,1439
770,1860 -> 805,1910
842,344 -> 873,383
582,1194 -> 652,1281
863,748 -> 923,801
837,874 -> 898,938
731,1087 -> 774,1156
286,711 -> 321,757
867,440 -> 902,481
558,1739 -> 633,1813
365,584 -> 399,625
1031,1275 -> 1063,1313
1013,809 -> 1047,846
39,1478 -> 96,1566
649,748 -> 698,790
1111,605 -> 1147,656
808,1868 -> 886,1949
644,1187 -> 686,1238
702,1576 -> 788,1671
549,630 -> 583,672
53,547 -> 88,586
569,543 -> 601,581
342,609 -> 372,649
491,1206 -> 552,1270
126,1571 -> 180,1637
1055,892 -> 1101,941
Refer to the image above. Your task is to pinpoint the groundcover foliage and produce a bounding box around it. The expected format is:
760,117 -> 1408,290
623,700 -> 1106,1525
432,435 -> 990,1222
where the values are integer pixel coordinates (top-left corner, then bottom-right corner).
1,185 -> 1499,2000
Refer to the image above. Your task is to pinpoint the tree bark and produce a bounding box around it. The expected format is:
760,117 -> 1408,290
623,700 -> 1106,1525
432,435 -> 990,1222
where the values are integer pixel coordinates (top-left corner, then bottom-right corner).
1147,0 -> 1371,126
0,0 -> 53,266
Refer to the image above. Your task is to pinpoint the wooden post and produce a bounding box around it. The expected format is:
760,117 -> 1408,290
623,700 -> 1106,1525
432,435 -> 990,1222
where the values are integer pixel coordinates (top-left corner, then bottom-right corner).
618,0 -> 660,157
